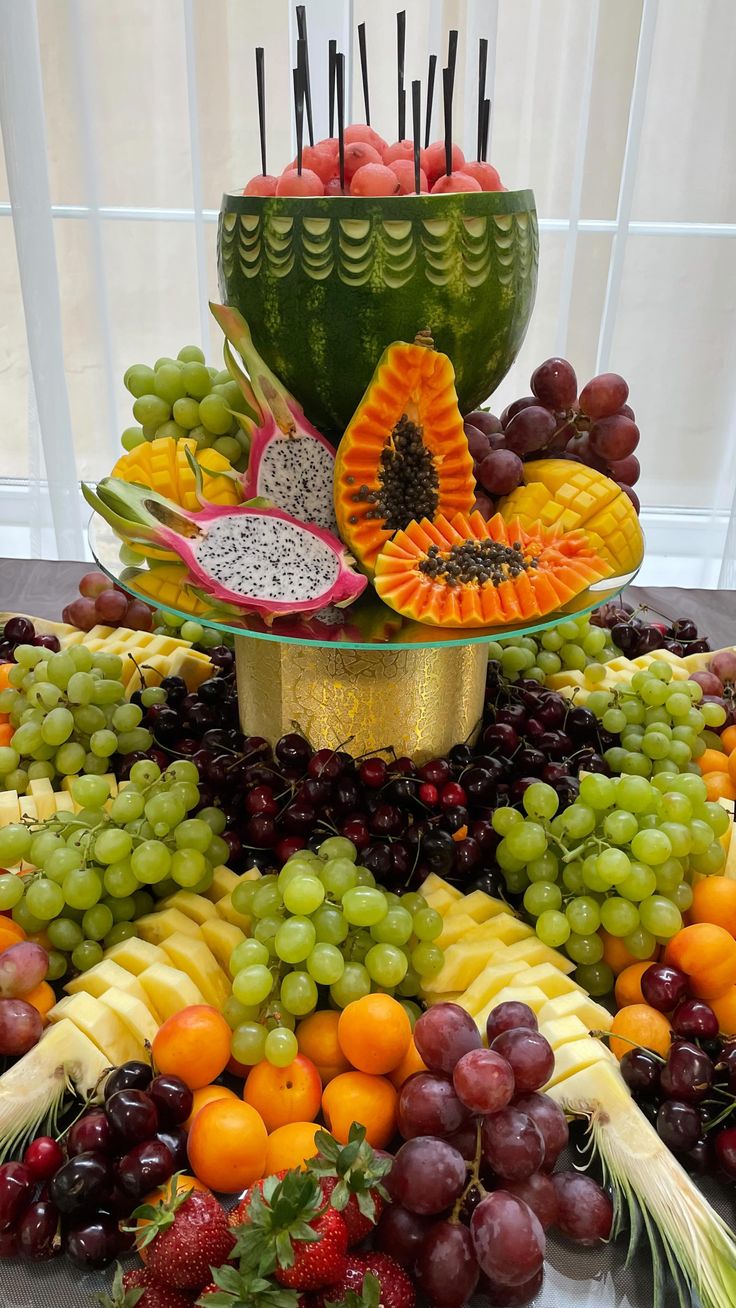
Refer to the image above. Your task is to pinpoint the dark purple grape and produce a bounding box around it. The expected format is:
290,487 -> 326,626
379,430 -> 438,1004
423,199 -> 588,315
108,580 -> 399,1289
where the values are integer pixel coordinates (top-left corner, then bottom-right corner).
362,844 -> 393,878
685,1135 -> 713,1174
500,396 -> 538,428
49,1152 -> 114,1214
452,837 -> 481,874
374,1204 -> 432,1268
466,410 -> 503,437
512,1093 -> 569,1172
530,357 -> 577,408
579,373 -> 629,419
504,406 -> 557,455
505,1172 -> 558,1230
551,1172 -> 613,1244
33,634 -> 61,652
566,706 -> 598,740
477,449 -> 523,495
415,1220 -> 479,1307
482,722 -> 519,753
487,1003 -> 538,1043
656,1100 -> 701,1153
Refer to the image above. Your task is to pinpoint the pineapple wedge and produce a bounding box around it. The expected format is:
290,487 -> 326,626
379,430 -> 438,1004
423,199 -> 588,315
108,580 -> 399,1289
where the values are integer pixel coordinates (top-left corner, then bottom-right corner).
544,1036 -> 616,1088
65,960 -> 159,1018
48,992 -> 147,1065
215,892 -> 253,932
104,937 -> 167,975
99,987 -> 160,1049
158,933 -> 231,1009
516,963 -> 582,999
136,909 -> 204,945
538,1014 -> 591,1051
201,919 -> 246,974
502,937 -> 575,974
159,892 -> 218,924
0,1019 -> 109,1158
454,960 -> 530,1016
418,874 -> 463,913
436,914 -> 478,948
423,939 -> 511,996
538,991 -> 613,1031
137,963 -> 206,1020
445,890 -> 506,922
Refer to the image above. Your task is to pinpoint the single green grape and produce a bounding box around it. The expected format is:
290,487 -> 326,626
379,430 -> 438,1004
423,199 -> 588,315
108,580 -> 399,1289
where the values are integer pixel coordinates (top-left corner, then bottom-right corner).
639,894 -> 682,938
253,915 -> 283,955
523,882 -> 562,917
252,880 -> 283,919
603,810 -> 638,845
0,872 -> 26,910
25,877 -> 65,921
365,943 -> 409,987
522,782 -> 559,822
93,829 -> 133,866
306,943 -> 345,985
410,907 -> 442,943
280,970 -> 318,1017
618,861 -> 657,901
231,1021 -> 268,1066
107,895 -> 136,923
275,917 -> 316,965
264,1026 -> 298,1068
342,886 -> 388,927
491,808 -> 523,836
565,896 -> 601,934
578,773 -> 615,809
82,904 -> 114,941
574,962 -> 614,997
330,962 -> 371,1008
506,820 -> 548,863
229,938 -> 270,975
282,875 -> 325,916
312,905 -> 349,946
320,858 -> 359,898
71,940 -> 104,972
131,840 -> 172,884
630,829 -> 673,866
536,909 -> 571,948
233,964 -> 274,1006
0,824 -> 32,865
565,931 -> 604,965
560,803 -> 597,840
527,851 -> 560,883
600,896 -> 640,937
411,942 -> 444,978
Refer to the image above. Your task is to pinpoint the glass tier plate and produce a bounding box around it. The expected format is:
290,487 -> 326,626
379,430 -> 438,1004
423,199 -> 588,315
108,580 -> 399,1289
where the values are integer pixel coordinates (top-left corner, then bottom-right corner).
89,515 -> 641,652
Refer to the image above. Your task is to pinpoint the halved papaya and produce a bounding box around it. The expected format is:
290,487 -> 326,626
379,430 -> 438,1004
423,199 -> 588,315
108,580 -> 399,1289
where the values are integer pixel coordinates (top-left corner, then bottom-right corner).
333,331 -> 475,576
374,511 -> 612,628
498,460 -> 644,575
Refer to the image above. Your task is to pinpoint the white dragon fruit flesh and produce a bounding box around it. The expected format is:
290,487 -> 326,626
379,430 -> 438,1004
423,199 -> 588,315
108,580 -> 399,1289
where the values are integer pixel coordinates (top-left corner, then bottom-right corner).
211,301 -> 338,535
83,478 -> 366,619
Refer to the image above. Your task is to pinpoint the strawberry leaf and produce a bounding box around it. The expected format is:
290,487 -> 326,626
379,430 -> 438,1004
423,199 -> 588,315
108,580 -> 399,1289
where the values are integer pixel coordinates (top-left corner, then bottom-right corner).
95,1264 -> 145,1308
325,1271 -> 381,1308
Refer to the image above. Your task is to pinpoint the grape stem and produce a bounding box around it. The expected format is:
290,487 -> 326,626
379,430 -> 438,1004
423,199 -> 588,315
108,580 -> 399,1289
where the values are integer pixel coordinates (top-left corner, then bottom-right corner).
450,1118 -> 486,1222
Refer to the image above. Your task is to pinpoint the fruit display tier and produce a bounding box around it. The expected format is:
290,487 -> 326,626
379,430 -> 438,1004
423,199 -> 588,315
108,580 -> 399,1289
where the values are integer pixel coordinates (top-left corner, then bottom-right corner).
89,515 -> 638,760
217,190 -> 539,437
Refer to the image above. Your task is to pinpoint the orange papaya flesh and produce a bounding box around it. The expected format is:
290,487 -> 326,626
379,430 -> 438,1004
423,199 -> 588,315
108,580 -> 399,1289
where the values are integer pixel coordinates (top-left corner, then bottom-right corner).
374,511 -> 612,629
334,336 -> 475,577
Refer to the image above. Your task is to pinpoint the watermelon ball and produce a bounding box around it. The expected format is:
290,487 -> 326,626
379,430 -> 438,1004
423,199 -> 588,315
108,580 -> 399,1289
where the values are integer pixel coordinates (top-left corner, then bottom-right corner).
350,164 -> 401,197
431,172 -> 482,193
243,174 -> 278,196
324,177 -> 345,197
389,159 -> 429,194
383,139 -> 415,164
343,142 -> 383,183
276,168 -> 325,196
301,144 -> 339,183
424,140 -> 466,185
344,123 -> 388,154
463,161 -> 504,192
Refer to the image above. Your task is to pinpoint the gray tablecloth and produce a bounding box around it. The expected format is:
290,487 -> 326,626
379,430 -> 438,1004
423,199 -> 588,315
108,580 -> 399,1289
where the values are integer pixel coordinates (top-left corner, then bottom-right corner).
1,559 -> 734,1306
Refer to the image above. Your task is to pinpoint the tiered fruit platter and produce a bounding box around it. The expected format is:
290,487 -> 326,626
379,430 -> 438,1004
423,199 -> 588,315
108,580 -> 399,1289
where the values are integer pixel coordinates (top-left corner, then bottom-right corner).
6,11 -> 736,1308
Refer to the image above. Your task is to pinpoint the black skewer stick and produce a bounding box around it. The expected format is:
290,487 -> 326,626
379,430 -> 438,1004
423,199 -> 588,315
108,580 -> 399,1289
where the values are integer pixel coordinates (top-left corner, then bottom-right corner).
482,97 -> 491,162
255,47 -> 267,176
447,29 -> 458,93
295,7 -> 314,146
412,79 -> 421,194
443,64 -> 454,177
336,52 -> 346,192
424,53 -> 436,147
477,38 -> 488,162
293,62 -> 305,174
397,10 -> 406,140
329,40 -> 337,138
358,22 -> 371,126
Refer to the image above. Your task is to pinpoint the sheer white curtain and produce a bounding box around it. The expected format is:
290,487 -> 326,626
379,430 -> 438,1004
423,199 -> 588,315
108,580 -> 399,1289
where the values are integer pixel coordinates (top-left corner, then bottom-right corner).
1,0 -> 735,583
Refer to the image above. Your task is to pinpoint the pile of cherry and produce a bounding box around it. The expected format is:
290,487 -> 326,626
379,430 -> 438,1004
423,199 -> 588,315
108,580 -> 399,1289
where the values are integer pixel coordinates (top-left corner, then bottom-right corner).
619,964 -> 736,1180
244,124 -> 503,198
140,660 -> 618,887
592,600 -> 712,660
378,998 -> 612,1303
465,356 -> 642,508
0,1063 -> 190,1267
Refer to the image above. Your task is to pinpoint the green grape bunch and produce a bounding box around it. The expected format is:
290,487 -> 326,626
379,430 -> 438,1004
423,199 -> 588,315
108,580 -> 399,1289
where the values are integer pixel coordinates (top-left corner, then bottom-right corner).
490,614 -> 617,685
0,646 -> 153,797
121,345 -> 251,472
0,759 -> 227,983
223,835 -> 445,1070
493,763 -> 729,998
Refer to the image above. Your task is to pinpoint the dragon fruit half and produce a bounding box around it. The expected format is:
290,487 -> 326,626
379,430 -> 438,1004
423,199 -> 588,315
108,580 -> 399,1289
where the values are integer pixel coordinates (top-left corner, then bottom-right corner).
211,301 -> 338,535
83,478 -> 366,619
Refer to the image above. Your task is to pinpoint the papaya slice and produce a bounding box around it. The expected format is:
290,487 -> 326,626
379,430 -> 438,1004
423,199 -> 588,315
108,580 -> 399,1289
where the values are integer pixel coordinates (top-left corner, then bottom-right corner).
374,511 -> 612,629
333,332 -> 475,576
498,460 -> 644,574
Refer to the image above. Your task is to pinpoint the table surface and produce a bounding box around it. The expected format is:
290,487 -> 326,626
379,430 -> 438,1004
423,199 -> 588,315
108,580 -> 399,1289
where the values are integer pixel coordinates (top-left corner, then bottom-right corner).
1,558 -> 735,1306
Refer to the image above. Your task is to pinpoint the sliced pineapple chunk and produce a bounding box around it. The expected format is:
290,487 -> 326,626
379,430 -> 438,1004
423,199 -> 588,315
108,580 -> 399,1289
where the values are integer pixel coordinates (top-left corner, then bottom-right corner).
28,778 -> 56,821
104,937 -> 167,975
422,939 -> 503,996
159,932 -> 231,1009
215,892 -> 253,932
49,992 -> 147,1065
159,892 -> 219,924
538,991 -> 613,1031
517,963 -> 582,999
538,1015 -> 591,1050
99,987 -> 160,1048
65,960 -> 159,1018
453,959 -> 530,1016
544,1037 -> 616,1088
137,963 -> 206,1020
136,909 -> 204,945
502,937 -> 575,974
418,874 -> 463,911
445,890 -> 506,922
201,919 -> 247,974
436,914 -> 478,949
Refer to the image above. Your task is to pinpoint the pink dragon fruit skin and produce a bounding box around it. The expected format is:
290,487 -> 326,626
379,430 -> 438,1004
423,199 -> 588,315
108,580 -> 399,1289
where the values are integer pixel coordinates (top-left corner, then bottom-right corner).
211,301 -> 338,534
83,479 -> 366,620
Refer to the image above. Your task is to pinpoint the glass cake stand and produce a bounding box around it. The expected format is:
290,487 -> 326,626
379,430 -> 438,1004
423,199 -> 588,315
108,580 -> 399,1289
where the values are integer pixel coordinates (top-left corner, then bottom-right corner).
89,515 -> 639,762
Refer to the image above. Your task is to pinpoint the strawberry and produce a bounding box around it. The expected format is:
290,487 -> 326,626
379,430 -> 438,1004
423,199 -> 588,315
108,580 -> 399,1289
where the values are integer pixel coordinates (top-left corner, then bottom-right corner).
231,1170 -> 348,1292
231,1172 -> 289,1228
96,1264 -> 191,1308
307,1125 -> 390,1246
129,1179 -> 235,1291
318,1260 -> 414,1308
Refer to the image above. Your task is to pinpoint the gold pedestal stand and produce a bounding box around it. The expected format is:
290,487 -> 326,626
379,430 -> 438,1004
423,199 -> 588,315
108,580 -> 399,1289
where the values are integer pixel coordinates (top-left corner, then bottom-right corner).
235,637 -> 488,763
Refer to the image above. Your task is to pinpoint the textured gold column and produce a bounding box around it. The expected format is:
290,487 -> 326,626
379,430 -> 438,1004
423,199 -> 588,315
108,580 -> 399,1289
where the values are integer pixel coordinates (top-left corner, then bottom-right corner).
235,637 -> 488,763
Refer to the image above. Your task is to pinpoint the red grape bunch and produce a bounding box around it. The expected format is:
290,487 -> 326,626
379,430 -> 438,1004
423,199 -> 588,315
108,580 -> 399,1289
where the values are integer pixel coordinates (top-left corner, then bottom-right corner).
374,999 -> 613,1307
465,356 -> 641,515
